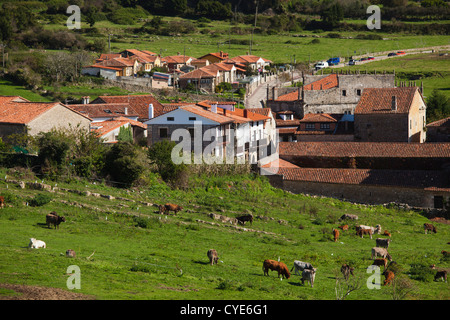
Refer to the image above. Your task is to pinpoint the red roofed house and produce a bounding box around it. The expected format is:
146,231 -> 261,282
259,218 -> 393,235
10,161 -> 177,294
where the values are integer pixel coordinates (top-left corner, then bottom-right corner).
91,116 -> 146,144
0,96 -> 91,141
198,51 -> 229,64
90,95 -> 165,122
178,68 -> 220,92
354,86 -> 427,143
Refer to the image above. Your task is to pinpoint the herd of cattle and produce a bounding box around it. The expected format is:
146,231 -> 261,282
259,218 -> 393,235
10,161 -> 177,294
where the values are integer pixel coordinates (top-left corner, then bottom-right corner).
25,206 -> 448,289
207,214 -> 447,288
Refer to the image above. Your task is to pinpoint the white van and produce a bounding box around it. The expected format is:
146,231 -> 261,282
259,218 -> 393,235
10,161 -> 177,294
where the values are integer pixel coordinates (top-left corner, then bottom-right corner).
315,61 -> 329,70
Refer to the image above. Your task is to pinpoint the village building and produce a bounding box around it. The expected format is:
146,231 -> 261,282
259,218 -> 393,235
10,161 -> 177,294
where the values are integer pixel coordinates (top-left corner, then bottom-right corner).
354,86 -> 427,143
91,116 -> 146,144
0,96 -> 91,140
198,51 -> 229,64
426,116 -> 450,142
68,103 -> 139,122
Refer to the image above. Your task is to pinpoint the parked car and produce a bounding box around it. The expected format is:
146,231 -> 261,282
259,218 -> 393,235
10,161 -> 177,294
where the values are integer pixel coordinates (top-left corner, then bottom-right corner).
397,51 -> 406,55
367,56 -> 375,60
315,61 -> 329,70
349,59 -> 357,65
388,52 -> 397,57
360,57 -> 368,61
326,57 -> 340,66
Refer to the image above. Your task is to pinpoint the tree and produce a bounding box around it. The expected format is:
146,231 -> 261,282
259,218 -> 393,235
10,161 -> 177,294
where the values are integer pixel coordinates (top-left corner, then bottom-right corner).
86,7 -> 98,27
148,140 -> 186,182
117,125 -> 133,143
321,2 -> 344,28
427,89 -> 450,122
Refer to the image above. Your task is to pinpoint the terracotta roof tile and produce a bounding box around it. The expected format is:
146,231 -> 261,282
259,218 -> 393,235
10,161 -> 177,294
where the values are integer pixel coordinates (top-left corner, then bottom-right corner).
180,105 -> 234,124
299,113 -> 337,123
355,87 -> 418,114
279,141 -> 450,158
91,95 -> 165,120
276,167 -> 449,190
275,74 -> 339,101
69,103 -> 139,119
427,116 -> 450,128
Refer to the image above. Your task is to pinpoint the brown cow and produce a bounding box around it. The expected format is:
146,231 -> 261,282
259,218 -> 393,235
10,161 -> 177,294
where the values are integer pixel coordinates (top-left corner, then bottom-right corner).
46,212 -> 65,229
276,262 -> 291,279
160,203 -> 183,214
263,259 -> 279,276
338,224 -> 349,231
357,228 -> 373,239
383,270 -> 395,286
383,230 -> 391,237
207,249 -> 218,265
333,229 -> 340,242
372,258 -> 388,270
424,223 -> 437,234
341,264 -> 354,280
66,249 -> 76,258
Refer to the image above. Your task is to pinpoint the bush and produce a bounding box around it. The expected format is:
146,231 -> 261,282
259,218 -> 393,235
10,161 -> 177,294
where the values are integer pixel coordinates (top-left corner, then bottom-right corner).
29,193 -> 52,207
409,263 -> 435,282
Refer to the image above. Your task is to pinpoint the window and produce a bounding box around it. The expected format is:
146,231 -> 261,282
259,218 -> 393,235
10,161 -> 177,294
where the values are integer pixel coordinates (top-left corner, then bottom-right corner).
305,123 -> 315,130
342,90 -> 347,96
167,117 -> 174,121
189,117 -> 196,121
356,89 -> 361,96
320,123 -> 330,130
159,128 -> 168,138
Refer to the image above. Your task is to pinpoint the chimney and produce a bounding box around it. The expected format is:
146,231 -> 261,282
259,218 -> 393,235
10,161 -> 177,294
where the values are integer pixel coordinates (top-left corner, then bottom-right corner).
244,109 -> 248,118
148,103 -> 154,119
220,51 -> 223,58
391,96 -> 397,111
82,96 -> 90,104
224,109 -> 227,116
124,107 -> 128,115
211,103 -> 217,113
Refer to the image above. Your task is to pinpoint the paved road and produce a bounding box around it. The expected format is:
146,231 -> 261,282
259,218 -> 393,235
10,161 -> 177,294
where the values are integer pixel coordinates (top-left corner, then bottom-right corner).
245,45 -> 450,109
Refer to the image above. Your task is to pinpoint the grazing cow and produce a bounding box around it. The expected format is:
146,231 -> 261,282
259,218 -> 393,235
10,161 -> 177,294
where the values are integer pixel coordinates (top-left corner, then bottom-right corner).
66,249 -> 76,258
372,258 -> 388,270
441,250 -> 449,257
263,259 -> 279,276
276,262 -> 291,279
46,212 -> 65,229
424,223 -> 437,234
333,229 -> 339,242
434,270 -> 447,283
371,247 -> 392,261
338,225 -> 349,231
28,238 -> 46,249
290,260 -> 314,276
341,264 -> 354,280
0,196 -> 4,208
383,230 -> 391,237
356,228 -> 373,239
376,238 -> 392,249
236,214 -> 253,225
301,268 -> 317,288
356,224 -> 381,234
383,270 -> 395,286
160,203 -> 183,214
207,249 -> 219,265
340,214 -> 358,221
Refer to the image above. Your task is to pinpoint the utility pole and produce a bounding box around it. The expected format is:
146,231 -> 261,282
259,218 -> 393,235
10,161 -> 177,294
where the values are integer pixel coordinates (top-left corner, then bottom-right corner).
250,0 -> 258,55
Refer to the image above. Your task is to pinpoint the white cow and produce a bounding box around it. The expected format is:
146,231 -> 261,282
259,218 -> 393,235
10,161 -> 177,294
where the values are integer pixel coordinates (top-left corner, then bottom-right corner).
371,247 -> 392,261
290,260 -> 314,276
358,224 -> 381,234
28,238 -> 46,249
301,268 -> 317,288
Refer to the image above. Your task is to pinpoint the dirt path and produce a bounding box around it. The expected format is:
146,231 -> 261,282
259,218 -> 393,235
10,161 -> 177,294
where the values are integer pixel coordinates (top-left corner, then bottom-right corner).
0,283 -> 96,300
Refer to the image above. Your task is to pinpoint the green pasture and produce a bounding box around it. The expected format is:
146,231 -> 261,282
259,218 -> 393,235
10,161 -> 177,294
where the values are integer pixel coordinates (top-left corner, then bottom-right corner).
0,79 -> 52,102
0,171 -> 448,300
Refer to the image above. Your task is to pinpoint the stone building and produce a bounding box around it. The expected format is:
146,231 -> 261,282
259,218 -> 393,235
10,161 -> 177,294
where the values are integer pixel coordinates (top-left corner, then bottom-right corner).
266,72 -> 395,117
0,96 -> 91,141
354,86 -> 426,143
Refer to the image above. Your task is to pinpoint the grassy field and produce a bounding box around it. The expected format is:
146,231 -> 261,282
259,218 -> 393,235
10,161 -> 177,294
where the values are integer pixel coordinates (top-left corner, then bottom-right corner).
0,79 -> 53,102
0,169 -> 448,300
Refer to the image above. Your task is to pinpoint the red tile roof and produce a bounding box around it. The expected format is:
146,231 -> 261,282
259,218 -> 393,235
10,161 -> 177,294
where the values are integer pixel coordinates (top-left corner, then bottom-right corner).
275,74 -> 339,101
180,105 -> 234,124
299,113 -> 337,123
69,103 -> 139,119
355,87 -> 419,114
279,141 -> 450,158
427,116 -> 450,128
91,95 -> 165,120
179,68 -> 218,79
276,167 -> 450,191
92,116 -> 146,136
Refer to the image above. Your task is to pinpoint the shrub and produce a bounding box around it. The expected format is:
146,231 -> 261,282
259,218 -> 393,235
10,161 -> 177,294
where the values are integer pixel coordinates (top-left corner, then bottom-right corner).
29,193 -> 52,207
409,263 -> 434,282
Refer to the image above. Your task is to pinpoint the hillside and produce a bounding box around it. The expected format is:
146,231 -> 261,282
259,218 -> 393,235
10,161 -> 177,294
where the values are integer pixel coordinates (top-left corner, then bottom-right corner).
0,168 -> 448,301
